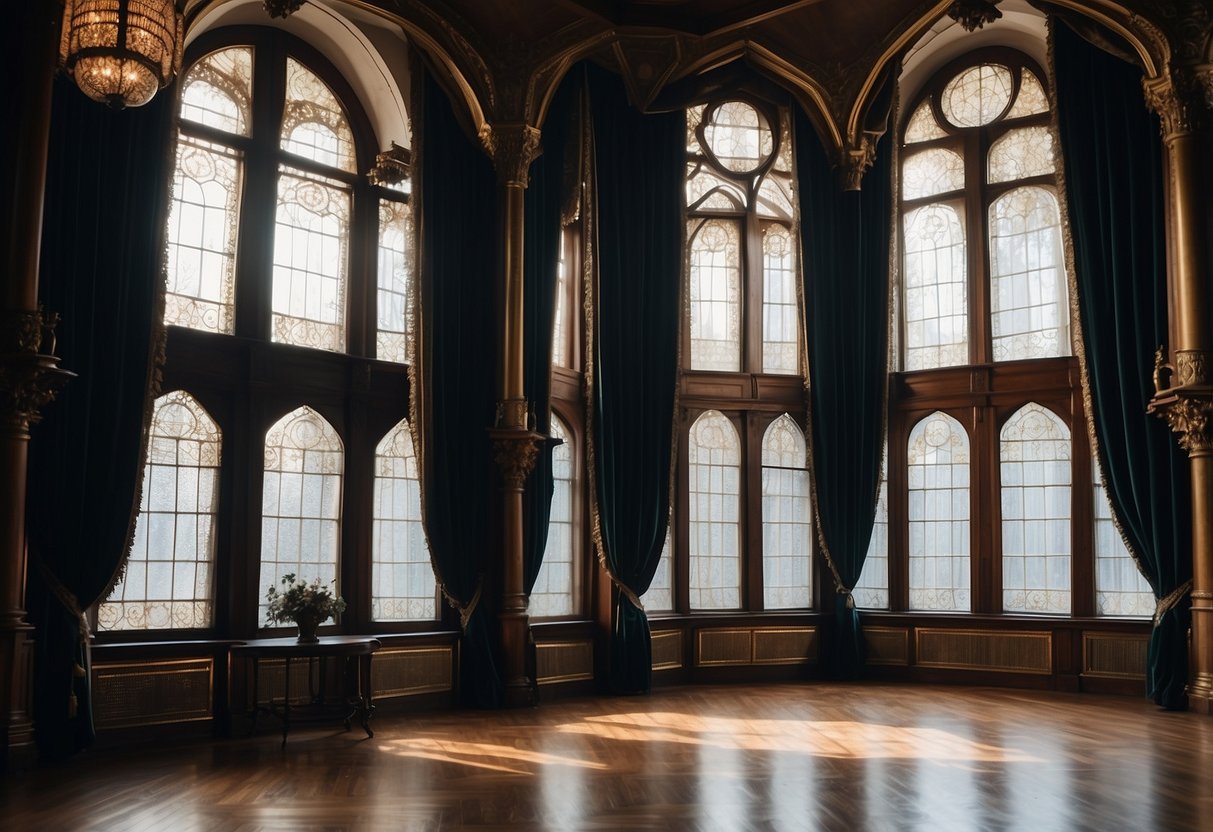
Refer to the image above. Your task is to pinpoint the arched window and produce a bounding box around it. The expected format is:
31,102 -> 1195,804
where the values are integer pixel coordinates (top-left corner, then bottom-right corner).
98,391 -> 220,631
372,418 -> 436,621
908,412 -> 971,612
260,406 -> 343,626
164,33 -> 410,361
761,414 -> 811,609
531,417 -> 577,617
1000,403 -> 1071,614
688,410 -> 742,610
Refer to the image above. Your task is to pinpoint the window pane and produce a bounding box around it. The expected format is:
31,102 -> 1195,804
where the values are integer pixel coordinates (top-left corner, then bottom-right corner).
280,58 -> 356,172
908,412 -> 970,611
940,64 -> 1013,128
902,148 -> 965,200
100,392 -> 219,631
904,99 -> 947,143
703,101 -> 773,173
689,411 -> 742,609
372,418 -> 437,621
1006,70 -> 1049,118
689,219 -> 742,371
272,167 -> 350,352
762,415 -> 811,609
1000,403 -> 1071,614
988,126 -> 1055,183
376,199 -> 411,363
180,47 -> 252,136
164,136 -> 241,334
643,529 -> 674,613
1094,460 -> 1154,617
903,203 -> 968,370
989,186 -> 1069,361
532,418 -> 576,617
552,230 -> 570,367
854,443 -> 889,609
762,226 -> 799,374
259,407 -> 343,626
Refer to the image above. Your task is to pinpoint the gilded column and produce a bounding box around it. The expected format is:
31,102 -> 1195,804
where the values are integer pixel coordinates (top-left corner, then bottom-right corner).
1145,44 -> 1213,711
0,0 -> 73,768
482,122 -> 544,706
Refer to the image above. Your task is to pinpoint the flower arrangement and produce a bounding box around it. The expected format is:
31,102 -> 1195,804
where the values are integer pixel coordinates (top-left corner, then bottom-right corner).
265,573 -> 346,642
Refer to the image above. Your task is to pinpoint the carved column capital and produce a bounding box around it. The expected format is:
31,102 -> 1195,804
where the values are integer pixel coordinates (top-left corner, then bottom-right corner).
1150,387 -> 1213,456
836,135 -> 877,191
489,427 -> 544,490
479,123 -> 542,188
1143,65 -> 1212,139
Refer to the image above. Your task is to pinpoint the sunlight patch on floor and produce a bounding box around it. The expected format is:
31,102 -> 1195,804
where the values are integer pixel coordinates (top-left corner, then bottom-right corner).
375,737 -> 609,775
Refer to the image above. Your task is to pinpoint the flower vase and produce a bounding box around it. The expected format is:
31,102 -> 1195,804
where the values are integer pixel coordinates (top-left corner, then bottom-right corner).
295,612 -> 322,644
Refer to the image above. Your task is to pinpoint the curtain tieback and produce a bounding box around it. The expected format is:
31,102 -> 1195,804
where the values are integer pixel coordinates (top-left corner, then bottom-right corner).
459,583 -> 483,632
1154,579 -> 1193,627
837,587 -> 856,610
613,579 -> 644,612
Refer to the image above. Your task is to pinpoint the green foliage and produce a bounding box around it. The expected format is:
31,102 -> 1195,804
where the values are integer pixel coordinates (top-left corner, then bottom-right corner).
264,573 -> 346,625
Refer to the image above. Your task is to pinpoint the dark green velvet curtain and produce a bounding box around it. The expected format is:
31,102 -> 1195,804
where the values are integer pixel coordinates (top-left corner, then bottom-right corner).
522,76 -> 578,598
26,77 -> 177,758
586,66 -> 683,694
795,111 -> 893,678
414,70 -> 503,707
1053,22 -> 1192,707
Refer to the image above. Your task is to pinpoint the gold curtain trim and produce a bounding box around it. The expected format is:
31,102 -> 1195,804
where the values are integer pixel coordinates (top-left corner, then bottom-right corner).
1045,16 -> 1157,596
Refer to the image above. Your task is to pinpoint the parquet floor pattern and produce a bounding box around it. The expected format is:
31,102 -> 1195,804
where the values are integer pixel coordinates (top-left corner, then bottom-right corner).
4,682 -> 1213,831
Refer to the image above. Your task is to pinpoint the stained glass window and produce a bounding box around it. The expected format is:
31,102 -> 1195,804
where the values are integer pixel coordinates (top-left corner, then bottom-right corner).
180,47 -> 252,136
372,418 -> 436,622
908,412 -> 971,611
904,99 -> 947,143
763,226 -> 799,374
280,58 -> 356,172
552,230 -> 570,368
902,148 -> 965,200
98,391 -> 219,631
903,204 -> 968,370
689,219 -> 742,371
688,411 -> 742,610
988,126 -> 1055,183
1006,70 -> 1049,118
1000,403 -> 1071,614
531,418 -> 576,617
259,407 -> 343,626
761,415 -> 811,609
272,167 -> 351,352
164,137 -> 241,334
989,187 -> 1068,361
703,101 -> 773,173
940,64 -> 1013,128
1094,460 -> 1154,618
376,199 -> 411,364
854,443 -> 889,609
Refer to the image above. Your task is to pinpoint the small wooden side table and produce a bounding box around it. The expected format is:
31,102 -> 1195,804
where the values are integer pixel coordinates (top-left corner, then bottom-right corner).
231,636 -> 381,747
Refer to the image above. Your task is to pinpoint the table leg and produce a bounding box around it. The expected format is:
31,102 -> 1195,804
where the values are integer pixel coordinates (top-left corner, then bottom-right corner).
281,656 -> 291,748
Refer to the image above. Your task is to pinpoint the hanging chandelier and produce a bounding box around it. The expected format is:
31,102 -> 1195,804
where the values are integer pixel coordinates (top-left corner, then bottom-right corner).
59,0 -> 183,109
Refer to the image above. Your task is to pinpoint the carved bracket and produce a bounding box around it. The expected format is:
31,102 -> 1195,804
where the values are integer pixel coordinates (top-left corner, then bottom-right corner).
479,123 -> 542,187
489,428 -> 544,490
1143,65 -> 1211,138
367,142 -> 411,187
0,310 -> 74,432
947,0 -> 1003,32
836,135 -> 877,191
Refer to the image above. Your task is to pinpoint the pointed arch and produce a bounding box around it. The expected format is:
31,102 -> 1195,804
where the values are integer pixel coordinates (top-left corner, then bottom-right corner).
372,417 -> 437,621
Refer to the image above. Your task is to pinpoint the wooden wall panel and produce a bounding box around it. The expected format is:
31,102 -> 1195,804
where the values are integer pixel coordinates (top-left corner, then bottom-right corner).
651,630 -> 683,671
752,627 -> 816,665
536,640 -> 594,685
916,629 -> 1052,674
1082,632 -> 1148,679
865,626 -> 910,666
372,646 -> 455,699
697,629 -> 752,666
93,659 -> 213,730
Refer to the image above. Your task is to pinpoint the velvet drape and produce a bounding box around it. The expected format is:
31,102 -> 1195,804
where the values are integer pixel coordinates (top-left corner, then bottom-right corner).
1053,21 -> 1192,707
795,111 -> 893,677
26,78 -> 176,757
586,66 -> 683,694
414,70 -> 503,707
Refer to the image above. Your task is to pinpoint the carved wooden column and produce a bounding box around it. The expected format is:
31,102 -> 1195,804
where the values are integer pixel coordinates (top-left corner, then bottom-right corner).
482,122 -> 543,706
0,0 -> 73,769
1145,46 -> 1213,711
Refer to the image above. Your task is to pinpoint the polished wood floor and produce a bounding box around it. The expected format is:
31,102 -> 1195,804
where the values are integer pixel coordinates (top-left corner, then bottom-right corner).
4,682 -> 1213,831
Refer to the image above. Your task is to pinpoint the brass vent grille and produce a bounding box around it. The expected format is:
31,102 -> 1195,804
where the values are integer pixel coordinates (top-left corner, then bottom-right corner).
536,640 -> 594,685
93,659 -> 213,730
651,630 -> 683,671
916,629 -> 1052,674
372,646 -> 455,698
865,626 -> 910,666
1082,632 -> 1148,679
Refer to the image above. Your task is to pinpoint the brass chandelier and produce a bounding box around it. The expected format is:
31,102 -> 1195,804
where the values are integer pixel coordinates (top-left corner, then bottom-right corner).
59,0 -> 183,109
